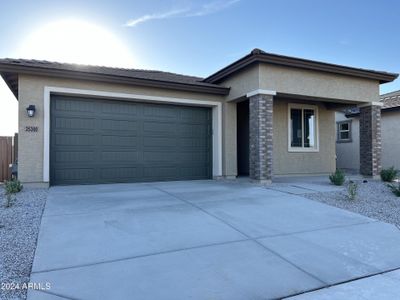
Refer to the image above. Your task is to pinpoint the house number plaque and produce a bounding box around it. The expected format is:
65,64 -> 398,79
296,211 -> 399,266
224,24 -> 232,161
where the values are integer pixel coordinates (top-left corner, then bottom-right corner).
25,126 -> 39,132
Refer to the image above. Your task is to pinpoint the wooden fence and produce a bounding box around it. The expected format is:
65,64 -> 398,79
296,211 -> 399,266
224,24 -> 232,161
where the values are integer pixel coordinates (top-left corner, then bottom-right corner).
0,134 -> 18,182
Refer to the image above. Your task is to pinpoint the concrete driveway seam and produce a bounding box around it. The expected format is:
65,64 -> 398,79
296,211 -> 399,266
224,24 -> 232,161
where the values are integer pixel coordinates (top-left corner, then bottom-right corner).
252,219 -> 378,240
282,265 -> 400,299
31,238 -> 251,275
42,201 -> 189,219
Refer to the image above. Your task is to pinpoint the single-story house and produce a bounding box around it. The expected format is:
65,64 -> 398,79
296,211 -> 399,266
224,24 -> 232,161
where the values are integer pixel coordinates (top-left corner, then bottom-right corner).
0,49 -> 398,187
336,90 -> 400,172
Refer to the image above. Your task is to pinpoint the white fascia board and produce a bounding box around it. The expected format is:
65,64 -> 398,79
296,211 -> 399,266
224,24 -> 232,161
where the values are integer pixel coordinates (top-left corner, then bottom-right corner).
357,101 -> 384,108
246,89 -> 277,98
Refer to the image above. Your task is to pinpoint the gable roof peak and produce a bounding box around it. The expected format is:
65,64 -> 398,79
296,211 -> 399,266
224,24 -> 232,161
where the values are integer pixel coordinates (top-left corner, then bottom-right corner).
251,48 -> 263,55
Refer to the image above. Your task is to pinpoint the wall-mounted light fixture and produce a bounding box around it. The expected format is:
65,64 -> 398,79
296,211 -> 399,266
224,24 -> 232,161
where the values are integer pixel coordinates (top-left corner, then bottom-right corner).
26,105 -> 36,117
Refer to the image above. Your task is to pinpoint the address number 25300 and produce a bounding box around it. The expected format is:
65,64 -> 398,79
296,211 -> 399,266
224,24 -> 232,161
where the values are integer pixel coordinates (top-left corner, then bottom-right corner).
25,126 -> 39,132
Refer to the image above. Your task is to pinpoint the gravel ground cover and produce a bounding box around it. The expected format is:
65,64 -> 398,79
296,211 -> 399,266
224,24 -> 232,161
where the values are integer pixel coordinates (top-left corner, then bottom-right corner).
304,179 -> 400,228
0,187 -> 47,300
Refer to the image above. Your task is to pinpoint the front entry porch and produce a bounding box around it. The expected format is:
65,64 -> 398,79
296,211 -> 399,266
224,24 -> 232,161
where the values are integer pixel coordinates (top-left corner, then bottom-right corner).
235,91 -> 383,182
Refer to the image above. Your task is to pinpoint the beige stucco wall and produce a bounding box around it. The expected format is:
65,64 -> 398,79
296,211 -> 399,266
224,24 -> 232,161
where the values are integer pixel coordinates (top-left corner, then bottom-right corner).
273,98 -> 336,175
222,101 -> 237,177
18,74 -> 225,184
381,111 -> 400,170
335,112 -> 360,171
218,62 -> 380,103
218,65 -> 259,101
259,64 -> 380,103
210,64 -> 259,176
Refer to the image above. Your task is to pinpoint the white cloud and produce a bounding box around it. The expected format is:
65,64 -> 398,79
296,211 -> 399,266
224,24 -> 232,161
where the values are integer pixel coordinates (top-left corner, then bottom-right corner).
125,0 -> 240,27
187,0 -> 240,17
125,8 -> 189,27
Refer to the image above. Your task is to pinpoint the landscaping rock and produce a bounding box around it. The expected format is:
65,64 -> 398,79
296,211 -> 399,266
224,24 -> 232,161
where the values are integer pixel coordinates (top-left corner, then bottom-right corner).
0,188 -> 47,300
304,180 -> 400,228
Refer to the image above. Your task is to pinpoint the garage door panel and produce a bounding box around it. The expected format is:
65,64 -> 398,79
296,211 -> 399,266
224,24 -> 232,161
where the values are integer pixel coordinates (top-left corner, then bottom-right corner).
143,151 -> 177,162
55,151 -> 96,163
180,166 -> 210,177
101,101 -> 138,115
55,117 -> 96,130
143,166 -> 177,180
143,136 -> 176,148
101,135 -> 139,147
100,167 -> 141,180
180,107 -> 210,122
55,134 -> 97,146
55,168 -> 95,182
178,124 -> 209,137
55,97 -> 97,113
51,95 -> 212,185
100,151 -> 139,162
178,151 -> 208,162
143,121 -> 177,135
100,119 -> 139,132
179,137 -> 208,148
144,105 -> 179,119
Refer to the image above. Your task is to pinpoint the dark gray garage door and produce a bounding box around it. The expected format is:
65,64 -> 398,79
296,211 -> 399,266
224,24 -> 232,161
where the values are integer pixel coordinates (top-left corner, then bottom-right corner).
50,95 -> 212,185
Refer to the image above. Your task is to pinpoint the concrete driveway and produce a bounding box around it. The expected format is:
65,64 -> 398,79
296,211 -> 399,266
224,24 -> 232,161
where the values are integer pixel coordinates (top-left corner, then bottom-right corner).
28,180 -> 400,300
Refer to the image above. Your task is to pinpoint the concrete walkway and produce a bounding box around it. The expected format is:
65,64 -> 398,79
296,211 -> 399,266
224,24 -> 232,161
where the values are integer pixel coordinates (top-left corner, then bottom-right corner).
28,180 -> 400,300
268,175 -> 346,195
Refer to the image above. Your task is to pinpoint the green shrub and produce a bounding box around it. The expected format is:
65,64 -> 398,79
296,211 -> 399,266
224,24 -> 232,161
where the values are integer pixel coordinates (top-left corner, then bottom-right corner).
388,182 -> 400,197
3,179 -> 23,207
380,166 -> 398,182
329,169 -> 345,186
4,179 -> 23,194
347,180 -> 358,200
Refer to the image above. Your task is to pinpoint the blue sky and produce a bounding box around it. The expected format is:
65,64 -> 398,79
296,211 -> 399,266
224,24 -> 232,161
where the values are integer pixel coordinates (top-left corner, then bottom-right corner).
0,0 -> 399,134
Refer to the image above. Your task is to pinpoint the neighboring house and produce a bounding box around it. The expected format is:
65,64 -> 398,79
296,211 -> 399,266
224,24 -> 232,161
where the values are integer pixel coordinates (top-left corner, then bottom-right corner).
0,49 -> 397,186
336,90 -> 400,172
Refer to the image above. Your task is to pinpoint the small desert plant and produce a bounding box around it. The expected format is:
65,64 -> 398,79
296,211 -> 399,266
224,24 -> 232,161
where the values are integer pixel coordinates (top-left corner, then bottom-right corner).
388,182 -> 400,197
380,166 -> 398,182
329,169 -> 345,186
347,180 -> 358,200
3,179 -> 23,207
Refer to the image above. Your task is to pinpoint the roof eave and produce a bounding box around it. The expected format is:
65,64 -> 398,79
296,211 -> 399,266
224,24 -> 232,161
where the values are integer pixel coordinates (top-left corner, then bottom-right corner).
1,73 -> 18,98
382,106 -> 400,113
204,52 -> 399,84
0,63 -> 230,96
204,53 -> 255,83
345,106 -> 400,118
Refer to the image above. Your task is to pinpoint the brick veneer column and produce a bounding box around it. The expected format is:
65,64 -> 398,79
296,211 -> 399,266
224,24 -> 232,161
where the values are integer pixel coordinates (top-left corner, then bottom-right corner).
248,93 -> 274,183
359,103 -> 382,177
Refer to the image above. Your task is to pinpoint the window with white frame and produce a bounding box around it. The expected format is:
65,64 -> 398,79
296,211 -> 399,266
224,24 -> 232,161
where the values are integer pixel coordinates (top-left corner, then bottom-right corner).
288,104 -> 318,151
337,120 -> 352,142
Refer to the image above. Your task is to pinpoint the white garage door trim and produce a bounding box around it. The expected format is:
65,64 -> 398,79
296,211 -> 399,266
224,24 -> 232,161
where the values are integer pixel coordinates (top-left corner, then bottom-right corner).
43,86 -> 223,182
